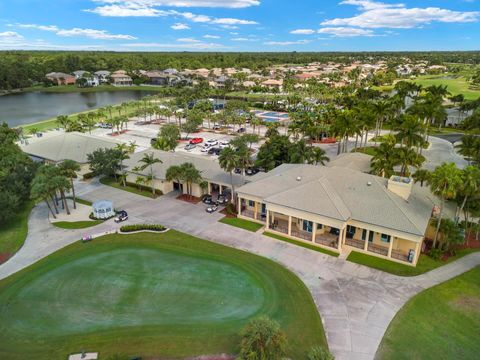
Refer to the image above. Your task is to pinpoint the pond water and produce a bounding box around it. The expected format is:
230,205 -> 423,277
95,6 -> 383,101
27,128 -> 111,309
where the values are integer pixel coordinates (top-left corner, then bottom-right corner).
0,90 -> 156,127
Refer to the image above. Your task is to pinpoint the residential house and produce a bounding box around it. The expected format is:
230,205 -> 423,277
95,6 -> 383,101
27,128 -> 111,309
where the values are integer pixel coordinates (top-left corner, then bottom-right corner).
46,72 -> 76,86
94,70 -> 111,84
261,79 -> 283,91
110,70 -> 133,86
236,163 -> 436,267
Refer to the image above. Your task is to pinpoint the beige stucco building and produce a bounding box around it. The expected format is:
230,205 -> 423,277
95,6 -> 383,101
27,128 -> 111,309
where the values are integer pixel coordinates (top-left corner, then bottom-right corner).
123,149 -> 243,198
236,163 -> 436,267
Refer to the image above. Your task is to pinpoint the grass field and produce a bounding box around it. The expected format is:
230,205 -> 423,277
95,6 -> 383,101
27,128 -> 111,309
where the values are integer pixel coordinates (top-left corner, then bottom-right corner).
376,266 -> 480,360
100,177 -> 161,199
263,232 -> 339,257
52,220 -> 103,229
0,231 -> 326,360
219,217 -> 264,232
347,248 -> 480,276
0,202 -> 34,262
411,74 -> 480,101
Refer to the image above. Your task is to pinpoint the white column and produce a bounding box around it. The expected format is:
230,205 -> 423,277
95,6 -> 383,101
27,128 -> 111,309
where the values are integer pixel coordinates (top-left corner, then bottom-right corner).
364,230 -> 369,251
288,216 -> 292,236
266,210 -> 270,229
312,222 -> 317,242
388,236 -> 394,258
207,182 -> 212,195
237,197 -> 242,216
254,202 -> 258,220
338,228 -> 343,251
413,241 -> 421,265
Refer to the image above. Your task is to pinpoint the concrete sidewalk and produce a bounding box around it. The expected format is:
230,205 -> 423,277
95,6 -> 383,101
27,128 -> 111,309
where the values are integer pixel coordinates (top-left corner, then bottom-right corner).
1,180 -> 479,360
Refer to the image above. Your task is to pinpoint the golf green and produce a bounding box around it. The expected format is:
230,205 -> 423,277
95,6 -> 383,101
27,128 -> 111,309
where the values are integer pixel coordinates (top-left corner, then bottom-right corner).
0,231 -> 326,359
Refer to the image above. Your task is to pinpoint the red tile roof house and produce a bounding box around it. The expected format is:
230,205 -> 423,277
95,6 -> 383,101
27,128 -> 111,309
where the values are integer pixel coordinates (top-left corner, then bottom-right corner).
110,70 -> 133,86
45,72 -> 76,86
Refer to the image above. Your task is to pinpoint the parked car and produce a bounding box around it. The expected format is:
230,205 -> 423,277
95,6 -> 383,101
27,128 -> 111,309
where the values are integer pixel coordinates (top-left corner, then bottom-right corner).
213,125 -> 221,130
97,122 -> 112,129
205,139 -> 219,146
208,147 -> 221,155
237,127 -> 246,133
206,203 -> 219,213
114,210 -> 128,223
189,137 -> 203,145
185,143 -> 196,151
234,168 -> 242,174
246,167 -> 260,176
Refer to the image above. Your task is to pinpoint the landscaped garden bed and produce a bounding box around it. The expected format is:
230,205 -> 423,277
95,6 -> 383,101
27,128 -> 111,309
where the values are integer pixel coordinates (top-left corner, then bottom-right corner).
120,224 -> 168,233
100,177 -> 162,199
52,220 -> 103,230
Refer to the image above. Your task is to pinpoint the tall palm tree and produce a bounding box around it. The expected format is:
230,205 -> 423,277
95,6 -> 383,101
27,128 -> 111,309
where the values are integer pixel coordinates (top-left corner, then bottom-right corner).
219,147 -> 239,203
307,147 -> 330,165
181,163 -> 203,198
455,135 -> 480,165
165,165 -> 184,193
30,174 -> 57,219
412,169 -> 430,187
428,163 -> 463,248
370,135 -> 398,178
58,160 -> 81,209
138,152 -> 162,195
115,143 -> 130,187
56,115 -> 70,131
395,114 -> 425,150
456,166 -> 480,225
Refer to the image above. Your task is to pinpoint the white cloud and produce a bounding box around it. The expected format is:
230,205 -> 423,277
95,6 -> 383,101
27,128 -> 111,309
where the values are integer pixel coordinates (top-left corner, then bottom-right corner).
290,29 -> 316,35
123,41 -> 226,50
86,3 -> 258,26
91,0 -> 259,9
318,27 -> 374,37
177,37 -> 201,42
264,40 -> 309,46
0,31 -> 24,41
171,23 -> 190,30
322,0 -> 480,29
231,37 -> 251,41
203,34 -> 220,39
12,23 -> 136,40
56,28 -> 137,40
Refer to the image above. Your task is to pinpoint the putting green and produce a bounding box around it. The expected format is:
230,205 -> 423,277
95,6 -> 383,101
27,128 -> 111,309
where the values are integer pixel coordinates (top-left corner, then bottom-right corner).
0,231 -> 326,359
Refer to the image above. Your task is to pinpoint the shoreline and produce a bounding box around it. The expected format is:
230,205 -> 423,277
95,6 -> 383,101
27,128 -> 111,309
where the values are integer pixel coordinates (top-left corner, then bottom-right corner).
1,84 -> 167,96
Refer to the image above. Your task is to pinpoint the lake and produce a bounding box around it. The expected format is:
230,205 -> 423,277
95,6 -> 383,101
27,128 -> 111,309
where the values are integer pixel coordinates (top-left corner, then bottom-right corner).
0,90 -> 156,127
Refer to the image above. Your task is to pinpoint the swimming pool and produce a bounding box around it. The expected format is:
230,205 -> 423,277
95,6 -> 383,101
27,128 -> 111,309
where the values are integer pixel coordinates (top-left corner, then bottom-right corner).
251,110 -> 290,122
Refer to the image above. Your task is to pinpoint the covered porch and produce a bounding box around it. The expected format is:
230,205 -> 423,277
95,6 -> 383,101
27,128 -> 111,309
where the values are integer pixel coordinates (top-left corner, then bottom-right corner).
266,210 -> 342,252
237,197 -> 267,223
342,224 -> 421,266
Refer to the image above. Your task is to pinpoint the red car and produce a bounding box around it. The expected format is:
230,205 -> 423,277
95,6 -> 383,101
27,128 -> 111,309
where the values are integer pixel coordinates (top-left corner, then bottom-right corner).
190,137 -> 203,145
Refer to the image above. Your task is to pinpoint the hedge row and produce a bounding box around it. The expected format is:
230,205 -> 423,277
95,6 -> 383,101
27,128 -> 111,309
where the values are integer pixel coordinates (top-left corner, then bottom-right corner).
120,224 -> 167,233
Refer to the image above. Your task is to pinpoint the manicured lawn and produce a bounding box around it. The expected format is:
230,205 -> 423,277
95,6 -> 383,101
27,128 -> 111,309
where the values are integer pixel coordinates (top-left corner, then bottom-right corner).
0,231 -> 326,360
67,197 -> 93,206
376,266 -> 480,360
263,232 -> 339,257
0,202 -> 34,262
347,248 -> 480,276
52,220 -> 103,229
219,217 -> 264,232
351,146 -> 376,156
100,177 -> 161,199
411,74 -> 480,101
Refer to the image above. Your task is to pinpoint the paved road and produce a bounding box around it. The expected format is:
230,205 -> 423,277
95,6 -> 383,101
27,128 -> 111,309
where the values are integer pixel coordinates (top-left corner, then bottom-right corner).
1,180 -> 479,360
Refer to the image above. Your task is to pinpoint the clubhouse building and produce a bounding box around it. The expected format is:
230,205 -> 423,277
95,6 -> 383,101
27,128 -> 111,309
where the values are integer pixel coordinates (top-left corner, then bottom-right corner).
236,163 -> 436,266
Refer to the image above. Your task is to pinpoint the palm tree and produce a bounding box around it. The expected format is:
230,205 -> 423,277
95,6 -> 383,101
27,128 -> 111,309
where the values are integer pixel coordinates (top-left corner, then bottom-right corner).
135,176 -> 146,191
428,163 -> 463,248
455,135 -> 480,165
456,166 -> 480,225
395,114 -> 425,150
138,152 -> 162,195
181,163 -> 203,198
370,135 -> 398,178
412,169 -> 430,187
115,143 -> 130,187
58,160 -> 80,209
308,147 -> 330,165
56,115 -> 70,130
219,147 -> 239,203
165,165 -> 184,193
30,174 -> 57,219
395,147 -> 425,176
239,316 -> 287,360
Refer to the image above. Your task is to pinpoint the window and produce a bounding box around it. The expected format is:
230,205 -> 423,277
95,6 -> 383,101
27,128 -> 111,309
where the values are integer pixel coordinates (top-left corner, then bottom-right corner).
347,225 -> 356,234
369,231 -> 374,243
381,234 -> 391,243
361,229 -> 367,241
261,203 -> 266,214
318,224 -> 323,230
303,220 -> 313,233
248,200 -> 254,207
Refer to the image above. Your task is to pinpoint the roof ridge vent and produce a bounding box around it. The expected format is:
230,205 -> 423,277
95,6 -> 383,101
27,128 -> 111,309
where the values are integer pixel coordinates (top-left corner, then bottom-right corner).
296,176 -> 302,181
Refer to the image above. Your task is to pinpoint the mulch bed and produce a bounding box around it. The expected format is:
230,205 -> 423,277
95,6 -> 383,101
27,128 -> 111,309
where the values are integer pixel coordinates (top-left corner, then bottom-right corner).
107,130 -> 129,137
0,252 -> 12,265
219,208 -> 236,218
176,194 -> 201,204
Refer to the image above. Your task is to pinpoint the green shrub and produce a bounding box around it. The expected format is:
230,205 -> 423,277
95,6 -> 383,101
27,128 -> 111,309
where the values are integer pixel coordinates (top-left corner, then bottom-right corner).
83,172 -> 95,180
239,316 -> 287,360
307,346 -> 335,360
120,224 -> 166,233
429,248 -> 444,260
225,203 -> 236,215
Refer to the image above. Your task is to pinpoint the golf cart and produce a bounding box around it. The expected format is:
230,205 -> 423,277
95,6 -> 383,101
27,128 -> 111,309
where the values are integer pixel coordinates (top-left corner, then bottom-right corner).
202,194 -> 214,204
217,194 -> 229,205
114,210 -> 128,223
206,203 -> 219,213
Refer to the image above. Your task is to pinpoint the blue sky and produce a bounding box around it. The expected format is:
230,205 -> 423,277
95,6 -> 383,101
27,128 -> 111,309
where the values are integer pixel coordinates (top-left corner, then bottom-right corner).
0,0 -> 478,51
